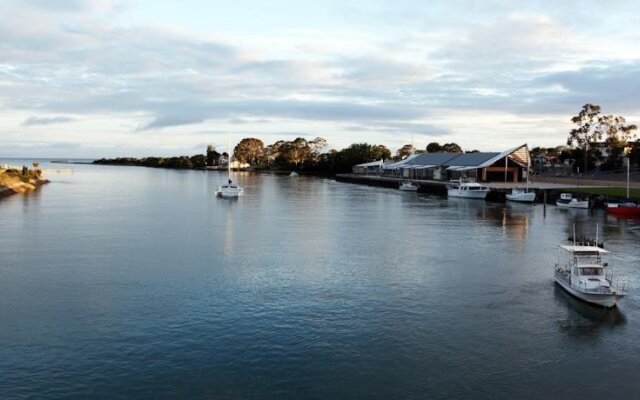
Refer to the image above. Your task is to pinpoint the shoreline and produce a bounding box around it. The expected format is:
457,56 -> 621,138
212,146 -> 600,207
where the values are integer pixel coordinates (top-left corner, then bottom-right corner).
0,170 -> 49,199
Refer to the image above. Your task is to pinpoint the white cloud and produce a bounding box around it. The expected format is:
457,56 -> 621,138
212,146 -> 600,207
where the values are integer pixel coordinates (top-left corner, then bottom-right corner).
0,1 -> 639,157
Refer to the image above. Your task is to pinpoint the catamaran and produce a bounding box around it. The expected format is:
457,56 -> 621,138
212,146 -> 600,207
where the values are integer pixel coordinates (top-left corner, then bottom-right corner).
216,137 -> 244,198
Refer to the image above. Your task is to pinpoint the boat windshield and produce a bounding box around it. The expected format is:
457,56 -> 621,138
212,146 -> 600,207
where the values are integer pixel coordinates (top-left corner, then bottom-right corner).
580,267 -> 603,276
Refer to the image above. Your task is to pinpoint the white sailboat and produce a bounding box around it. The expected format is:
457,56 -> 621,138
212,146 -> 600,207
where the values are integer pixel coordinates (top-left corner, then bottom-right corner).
506,153 -> 535,202
216,137 -> 244,198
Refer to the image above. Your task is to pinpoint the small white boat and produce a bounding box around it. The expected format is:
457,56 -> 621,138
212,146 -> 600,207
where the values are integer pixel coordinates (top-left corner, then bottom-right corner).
447,181 -> 489,199
216,135 -> 244,198
216,183 -> 244,198
289,171 -> 299,177
399,181 -> 418,191
554,244 -> 628,308
506,187 -> 535,203
556,193 -> 588,209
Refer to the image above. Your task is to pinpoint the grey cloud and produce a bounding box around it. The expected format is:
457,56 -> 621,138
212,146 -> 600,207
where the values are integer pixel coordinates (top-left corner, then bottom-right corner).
22,116 -> 77,126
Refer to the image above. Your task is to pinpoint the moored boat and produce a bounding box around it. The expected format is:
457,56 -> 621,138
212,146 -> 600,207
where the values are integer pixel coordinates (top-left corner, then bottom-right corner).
506,187 -> 535,203
607,157 -> 639,216
399,181 -> 418,191
554,243 -> 628,308
447,181 -> 489,199
607,202 -> 640,217
216,135 -> 244,198
556,193 -> 588,209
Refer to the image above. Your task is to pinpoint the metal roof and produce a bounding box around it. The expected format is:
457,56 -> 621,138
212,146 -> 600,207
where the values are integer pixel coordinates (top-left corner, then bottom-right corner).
404,153 -> 460,166
354,160 -> 384,168
444,152 -> 500,167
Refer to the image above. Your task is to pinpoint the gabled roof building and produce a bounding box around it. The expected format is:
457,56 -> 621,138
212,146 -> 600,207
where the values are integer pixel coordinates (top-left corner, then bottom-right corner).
380,144 -> 531,183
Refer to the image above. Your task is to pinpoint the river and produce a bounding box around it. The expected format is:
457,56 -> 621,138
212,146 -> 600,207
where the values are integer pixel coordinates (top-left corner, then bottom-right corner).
1,160 -> 639,399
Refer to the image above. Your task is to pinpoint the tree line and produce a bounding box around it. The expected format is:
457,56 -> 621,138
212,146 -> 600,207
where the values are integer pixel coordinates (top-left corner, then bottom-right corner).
93,138 -> 469,175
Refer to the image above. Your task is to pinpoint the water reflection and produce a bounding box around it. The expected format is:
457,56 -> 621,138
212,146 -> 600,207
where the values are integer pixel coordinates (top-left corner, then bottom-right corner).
554,285 -> 627,340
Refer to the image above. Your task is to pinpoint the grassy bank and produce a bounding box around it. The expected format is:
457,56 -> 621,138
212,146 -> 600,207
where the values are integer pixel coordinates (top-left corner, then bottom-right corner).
571,187 -> 640,200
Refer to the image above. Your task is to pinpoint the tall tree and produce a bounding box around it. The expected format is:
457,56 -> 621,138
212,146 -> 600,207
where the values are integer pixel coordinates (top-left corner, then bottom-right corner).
442,143 -> 462,153
426,142 -> 442,153
597,114 -> 637,170
234,138 -> 265,166
206,144 -> 220,166
568,103 -> 602,172
396,144 -> 415,159
308,137 -> 328,162
280,138 -> 312,167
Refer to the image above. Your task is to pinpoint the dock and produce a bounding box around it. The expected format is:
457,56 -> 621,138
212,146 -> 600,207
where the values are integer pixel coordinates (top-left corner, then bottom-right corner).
335,173 -> 610,204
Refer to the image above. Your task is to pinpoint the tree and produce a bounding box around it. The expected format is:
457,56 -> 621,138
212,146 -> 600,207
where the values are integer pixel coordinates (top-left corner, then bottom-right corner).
308,137 -> 328,163
396,144 -> 415,159
597,114 -> 637,170
442,143 -> 463,153
332,143 -> 391,173
280,138 -> 312,167
190,154 -> 206,169
234,138 -> 265,166
426,142 -> 442,153
206,145 -> 220,166
568,103 -> 602,172
629,140 -> 640,167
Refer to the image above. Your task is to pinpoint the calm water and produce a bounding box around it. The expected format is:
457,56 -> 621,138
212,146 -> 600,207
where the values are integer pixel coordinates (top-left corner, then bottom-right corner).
1,160 -> 640,399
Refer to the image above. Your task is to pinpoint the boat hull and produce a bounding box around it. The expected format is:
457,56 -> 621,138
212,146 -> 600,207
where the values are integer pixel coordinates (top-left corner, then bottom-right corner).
399,185 -> 418,192
556,200 -> 588,209
506,192 -> 535,202
216,188 -> 244,198
607,203 -> 640,217
554,276 -> 622,308
447,189 -> 488,199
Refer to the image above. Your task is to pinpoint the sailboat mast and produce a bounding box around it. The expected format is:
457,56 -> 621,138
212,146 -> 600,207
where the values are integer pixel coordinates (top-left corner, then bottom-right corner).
228,135 -> 231,182
627,157 -> 630,199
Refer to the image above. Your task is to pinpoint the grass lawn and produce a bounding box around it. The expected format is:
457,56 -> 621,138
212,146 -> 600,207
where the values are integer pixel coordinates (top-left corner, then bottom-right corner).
572,187 -> 640,200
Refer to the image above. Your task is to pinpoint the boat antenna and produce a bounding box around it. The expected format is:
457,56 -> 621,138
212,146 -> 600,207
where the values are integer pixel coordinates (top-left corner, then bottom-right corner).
573,224 -> 576,246
595,223 -> 599,246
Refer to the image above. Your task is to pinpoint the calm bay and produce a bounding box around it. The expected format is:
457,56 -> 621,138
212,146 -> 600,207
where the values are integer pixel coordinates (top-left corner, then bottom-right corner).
1,160 -> 639,399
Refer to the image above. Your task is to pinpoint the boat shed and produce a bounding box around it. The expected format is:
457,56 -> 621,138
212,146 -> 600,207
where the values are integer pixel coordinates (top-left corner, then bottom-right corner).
352,159 -> 385,175
382,144 -> 531,183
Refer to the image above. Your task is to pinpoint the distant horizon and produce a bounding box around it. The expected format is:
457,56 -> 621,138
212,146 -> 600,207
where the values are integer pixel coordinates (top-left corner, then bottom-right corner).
2,1 -> 639,157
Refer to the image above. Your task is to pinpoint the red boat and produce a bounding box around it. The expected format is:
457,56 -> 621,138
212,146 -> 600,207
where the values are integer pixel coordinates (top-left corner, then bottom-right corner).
607,202 -> 640,217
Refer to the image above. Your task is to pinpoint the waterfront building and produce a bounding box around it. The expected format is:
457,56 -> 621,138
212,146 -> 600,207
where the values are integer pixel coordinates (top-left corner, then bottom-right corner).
380,144 -> 531,183
352,159 -> 385,175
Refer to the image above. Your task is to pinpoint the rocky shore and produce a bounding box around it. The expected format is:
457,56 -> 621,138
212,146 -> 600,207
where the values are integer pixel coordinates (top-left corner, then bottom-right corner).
0,169 -> 49,199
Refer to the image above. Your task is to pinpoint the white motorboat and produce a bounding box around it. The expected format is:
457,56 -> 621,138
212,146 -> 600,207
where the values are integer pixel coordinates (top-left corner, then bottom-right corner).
506,187 -> 535,203
556,193 -> 588,209
216,136 -> 244,198
399,181 -> 418,191
447,181 -> 489,199
289,171 -> 299,177
554,243 -> 628,308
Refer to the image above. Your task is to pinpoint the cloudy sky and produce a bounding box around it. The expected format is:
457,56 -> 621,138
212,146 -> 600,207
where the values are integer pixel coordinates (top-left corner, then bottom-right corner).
1,0 -> 640,157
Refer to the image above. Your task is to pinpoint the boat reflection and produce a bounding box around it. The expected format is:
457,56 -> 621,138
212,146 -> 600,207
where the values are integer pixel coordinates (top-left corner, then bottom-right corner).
554,285 -> 626,339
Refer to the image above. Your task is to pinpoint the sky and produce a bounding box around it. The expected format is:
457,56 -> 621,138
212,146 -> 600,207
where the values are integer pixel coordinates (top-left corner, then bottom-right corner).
1,0 -> 640,158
